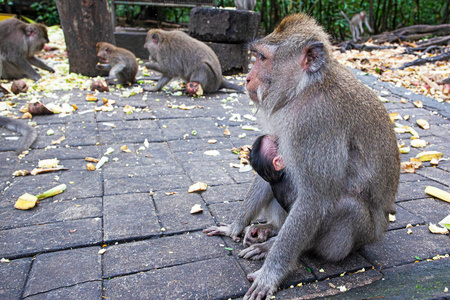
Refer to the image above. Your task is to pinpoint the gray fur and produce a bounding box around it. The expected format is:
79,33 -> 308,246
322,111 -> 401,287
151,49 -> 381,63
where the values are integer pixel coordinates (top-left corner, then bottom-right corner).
204,13 -> 399,300
95,42 -> 138,85
0,19 -> 55,80
143,29 -> 245,93
0,116 -> 37,153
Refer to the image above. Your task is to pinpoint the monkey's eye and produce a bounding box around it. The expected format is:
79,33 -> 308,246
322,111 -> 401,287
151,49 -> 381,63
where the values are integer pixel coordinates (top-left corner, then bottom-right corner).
257,52 -> 267,62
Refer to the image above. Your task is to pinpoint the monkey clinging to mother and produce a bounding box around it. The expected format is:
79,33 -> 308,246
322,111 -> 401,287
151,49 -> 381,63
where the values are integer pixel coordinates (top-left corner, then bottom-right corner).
204,13 -> 400,300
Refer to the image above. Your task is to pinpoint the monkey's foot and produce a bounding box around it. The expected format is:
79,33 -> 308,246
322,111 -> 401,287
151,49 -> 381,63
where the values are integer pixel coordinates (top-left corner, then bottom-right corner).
239,238 -> 275,260
244,269 -> 277,300
202,223 -> 241,242
243,223 -> 277,247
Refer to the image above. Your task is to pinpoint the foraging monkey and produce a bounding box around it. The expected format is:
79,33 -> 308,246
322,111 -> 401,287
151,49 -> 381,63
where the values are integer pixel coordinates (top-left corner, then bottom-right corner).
96,42 -> 138,85
341,10 -> 373,42
235,0 -> 256,10
143,29 -> 245,93
0,19 -> 55,80
0,116 -> 37,153
204,13 -> 399,299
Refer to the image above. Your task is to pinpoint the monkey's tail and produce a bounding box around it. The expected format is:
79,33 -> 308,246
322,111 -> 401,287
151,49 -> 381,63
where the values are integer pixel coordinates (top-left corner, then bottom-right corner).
0,116 -> 37,153
220,79 -> 246,93
340,11 -> 351,24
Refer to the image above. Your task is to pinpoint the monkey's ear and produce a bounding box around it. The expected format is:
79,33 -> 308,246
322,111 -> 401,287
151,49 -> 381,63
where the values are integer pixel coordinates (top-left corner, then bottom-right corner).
302,42 -> 325,73
25,26 -> 37,37
273,156 -> 285,171
151,34 -> 160,44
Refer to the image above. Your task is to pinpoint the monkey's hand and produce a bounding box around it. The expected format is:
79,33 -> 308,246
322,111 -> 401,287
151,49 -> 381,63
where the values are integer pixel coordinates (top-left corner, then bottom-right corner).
203,223 -> 241,242
244,267 -> 278,300
239,238 -> 275,261
243,224 -> 277,247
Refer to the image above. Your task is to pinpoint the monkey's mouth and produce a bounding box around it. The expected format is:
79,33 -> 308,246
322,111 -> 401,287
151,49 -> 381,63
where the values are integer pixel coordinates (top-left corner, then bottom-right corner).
98,58 -> 108,64
247,91 -> 258,102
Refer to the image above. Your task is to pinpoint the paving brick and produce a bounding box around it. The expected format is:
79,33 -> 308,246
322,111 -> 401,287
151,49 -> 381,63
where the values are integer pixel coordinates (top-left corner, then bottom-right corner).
180,160 -> 236,186
361,225 -> 450,269
153,188 -> 215,234
103,193 -> 160,242
0,197 -> 102,230
158,117 -> 224,140
201,183 -> 250,204
399,197 -> 450,225
207,201 -> 243,225
168,137 -> 233,153
103,173 -> 191,195
0,218 -> 101,258
415,167 -> 450,187
24,247 -> 101,297
103,231 -> 225,278
396,179 -> 441,202
103,256 -> 250,299
389,204 -> 425,230
24,281 -> 102,300
0,257 -> 31,298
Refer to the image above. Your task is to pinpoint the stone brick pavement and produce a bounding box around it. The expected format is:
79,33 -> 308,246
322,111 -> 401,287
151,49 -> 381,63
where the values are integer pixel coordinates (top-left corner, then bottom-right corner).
0,70 -> 449,299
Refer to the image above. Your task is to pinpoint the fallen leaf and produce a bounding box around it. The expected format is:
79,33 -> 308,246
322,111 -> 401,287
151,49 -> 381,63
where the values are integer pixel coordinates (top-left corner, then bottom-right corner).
86,163 -> 96,171
190,204 -> 203,214
400,161 -> 416,173
416,119 -> 430,130
85,157 -> 100,163
188,182 -> 208,193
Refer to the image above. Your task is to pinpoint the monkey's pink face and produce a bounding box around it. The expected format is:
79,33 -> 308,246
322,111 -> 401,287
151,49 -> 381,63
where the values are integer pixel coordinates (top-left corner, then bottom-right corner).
246,45 -> 274,103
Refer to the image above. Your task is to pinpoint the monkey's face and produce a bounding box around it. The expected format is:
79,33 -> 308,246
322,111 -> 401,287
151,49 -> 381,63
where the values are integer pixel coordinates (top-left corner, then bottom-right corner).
246,43 -> 274,103
144,31 -> 160,60
96,43 -> 112,64
27,25 -> 49,56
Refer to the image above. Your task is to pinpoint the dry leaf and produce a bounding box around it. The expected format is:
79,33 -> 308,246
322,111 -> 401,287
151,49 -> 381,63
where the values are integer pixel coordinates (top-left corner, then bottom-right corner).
85,157 -> 100,163
86,163 -> 96,171
190,204 -> 203,214
409,158 -> 422,169
416,119 -> 430,130
425,186 -> 450,203
14,193 -> 38,210
188,182 -> 208,193
12,170 -> 30,177
413,101 -> 423,108
31,166 -> 68,175
400,162 -> 416,173
85,93 -> 98,102
428,223 -> 449,234
415,151 -> 443,161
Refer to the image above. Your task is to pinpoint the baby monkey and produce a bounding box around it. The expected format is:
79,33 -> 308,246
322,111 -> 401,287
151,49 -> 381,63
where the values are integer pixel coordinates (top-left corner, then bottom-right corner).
249,135 -> 289,211
96,42 -> 138,85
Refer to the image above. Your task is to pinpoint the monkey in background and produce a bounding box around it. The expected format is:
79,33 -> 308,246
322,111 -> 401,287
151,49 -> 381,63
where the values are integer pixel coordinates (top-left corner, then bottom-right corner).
96,42 -> 138,85
341,10 -> 373,42
0,19 -> 55,80
143,29 -> 245,93
204,13 -> 399,299
235,0 -> 256,10
0,116 -> 37,153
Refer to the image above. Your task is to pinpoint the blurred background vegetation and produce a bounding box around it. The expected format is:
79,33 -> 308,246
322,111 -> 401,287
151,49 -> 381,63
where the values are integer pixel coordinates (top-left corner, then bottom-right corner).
0,0 -> 448,40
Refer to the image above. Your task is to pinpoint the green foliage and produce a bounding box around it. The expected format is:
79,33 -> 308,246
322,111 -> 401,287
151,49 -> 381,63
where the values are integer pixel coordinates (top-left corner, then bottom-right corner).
30,0 -> 60,26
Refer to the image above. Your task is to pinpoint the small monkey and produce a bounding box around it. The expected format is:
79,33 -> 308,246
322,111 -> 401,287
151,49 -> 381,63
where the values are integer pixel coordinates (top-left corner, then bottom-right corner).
96,42 -> 138,85
341,10 -> 373,42
143,29 -> 245,93
0,116 -> 37,153
235,0 -> 256,10
0,19 -> 55,80
204,13 -> 399,299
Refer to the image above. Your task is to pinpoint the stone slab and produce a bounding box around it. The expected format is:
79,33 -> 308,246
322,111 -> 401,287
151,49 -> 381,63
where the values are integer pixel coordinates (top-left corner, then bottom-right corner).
103,256 -> 250,299
399,197 -> 450,225
0,257 -> 31,296
103,193 -> 161,242
25,281 -> 102,300
201,183 -> 250,204
24,247 -> 101,297
103,231 -> 225,278
0,218 -> 102,258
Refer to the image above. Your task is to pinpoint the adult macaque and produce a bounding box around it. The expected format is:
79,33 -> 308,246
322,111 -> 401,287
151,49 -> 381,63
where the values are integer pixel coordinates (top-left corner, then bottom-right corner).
341,10 -> 373,42
235,0 -> 256,10
0,19 -> 55,80
0,116 -> 37,153
204,13 -> 399,299
143,29 -> 245,93
96,42 -> 138,85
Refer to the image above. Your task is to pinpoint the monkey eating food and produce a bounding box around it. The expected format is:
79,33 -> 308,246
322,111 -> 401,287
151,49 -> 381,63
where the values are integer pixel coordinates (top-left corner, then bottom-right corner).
0,19 -> 55,81
204,13 -> 399,300
96,42 -> 138,85
143,29 -> 245,94
0,116 -> 37,153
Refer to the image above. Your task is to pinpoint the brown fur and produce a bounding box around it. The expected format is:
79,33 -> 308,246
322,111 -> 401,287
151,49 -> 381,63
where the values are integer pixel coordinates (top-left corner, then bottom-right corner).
95,42 -> 138,85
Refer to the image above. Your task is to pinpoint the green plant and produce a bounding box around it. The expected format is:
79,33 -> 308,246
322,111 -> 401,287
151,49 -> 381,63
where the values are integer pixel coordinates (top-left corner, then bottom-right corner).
30,0 -> 60,26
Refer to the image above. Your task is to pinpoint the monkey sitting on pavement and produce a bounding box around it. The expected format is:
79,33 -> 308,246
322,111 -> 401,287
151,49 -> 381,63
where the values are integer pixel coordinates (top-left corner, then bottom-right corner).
0,116 -> 37,153
96,42 -> 138,86
204,13 -> 399,300
0,19 -> 55,81
143,29 -> 245,93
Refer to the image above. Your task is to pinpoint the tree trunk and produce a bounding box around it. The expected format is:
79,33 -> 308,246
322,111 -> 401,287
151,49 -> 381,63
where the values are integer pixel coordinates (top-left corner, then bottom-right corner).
56,0 -> 115,77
